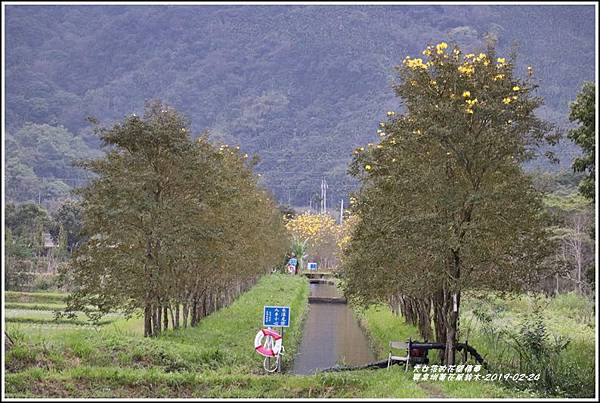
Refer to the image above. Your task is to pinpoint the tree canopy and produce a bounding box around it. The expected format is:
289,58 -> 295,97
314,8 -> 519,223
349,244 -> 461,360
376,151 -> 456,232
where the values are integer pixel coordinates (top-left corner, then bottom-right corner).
567,82 -> 595,201
62,101 -> 288,335
342,42 -> 557,364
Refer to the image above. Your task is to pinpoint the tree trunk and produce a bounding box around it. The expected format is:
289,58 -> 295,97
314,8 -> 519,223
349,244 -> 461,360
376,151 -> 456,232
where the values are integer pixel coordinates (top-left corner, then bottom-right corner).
191,299 -> 198,327
182,303 -> 189,328
144,304 -> 153,337
416,297 -> 433,341
432,289 -> 447,363
163,306 -> 169,331
153,304 -> 160,336
174,304 -> 180,329
444,292 -> 460,365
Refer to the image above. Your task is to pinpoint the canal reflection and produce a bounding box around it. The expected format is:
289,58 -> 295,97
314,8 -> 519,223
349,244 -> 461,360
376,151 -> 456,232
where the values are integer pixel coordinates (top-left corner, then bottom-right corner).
292,283 -> 375,374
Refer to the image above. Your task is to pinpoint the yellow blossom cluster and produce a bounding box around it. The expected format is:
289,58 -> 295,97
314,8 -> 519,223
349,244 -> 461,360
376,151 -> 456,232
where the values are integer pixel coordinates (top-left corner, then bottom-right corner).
285,213 -> 339,242
458,63 -> 475,76
435,42 -> 448,54
404,57 -> 428,70
462,89 -> 478,114
493,74 -> 505,81
287,213 -> 347,263
475,53 -> 489,65
465,98 -> 478,114
336,214 -> 359,252
502,94 -> 518,104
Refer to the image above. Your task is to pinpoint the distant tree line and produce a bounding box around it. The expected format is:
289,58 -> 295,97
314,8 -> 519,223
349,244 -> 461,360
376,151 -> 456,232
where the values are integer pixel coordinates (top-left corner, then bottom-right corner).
5,201 -> 82,291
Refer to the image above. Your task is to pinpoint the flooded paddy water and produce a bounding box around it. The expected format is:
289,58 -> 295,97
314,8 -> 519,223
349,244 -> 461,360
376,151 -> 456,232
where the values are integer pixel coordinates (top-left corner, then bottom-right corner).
292,282 -> 375,374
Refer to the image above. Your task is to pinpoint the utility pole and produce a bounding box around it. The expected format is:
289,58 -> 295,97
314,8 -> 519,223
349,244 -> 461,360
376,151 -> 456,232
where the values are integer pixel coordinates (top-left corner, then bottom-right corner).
321,178 -> 328,214
320,179 -> 324,214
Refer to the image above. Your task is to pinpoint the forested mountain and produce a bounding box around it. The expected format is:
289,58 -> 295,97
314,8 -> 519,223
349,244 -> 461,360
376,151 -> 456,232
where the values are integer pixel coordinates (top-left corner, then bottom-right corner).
5,5 -> 596,205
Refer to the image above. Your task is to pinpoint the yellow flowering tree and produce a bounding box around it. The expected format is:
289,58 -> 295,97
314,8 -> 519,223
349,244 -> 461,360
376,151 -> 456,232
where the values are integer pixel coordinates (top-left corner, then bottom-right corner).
344,42 -> 558,364
285,212 -> 342,269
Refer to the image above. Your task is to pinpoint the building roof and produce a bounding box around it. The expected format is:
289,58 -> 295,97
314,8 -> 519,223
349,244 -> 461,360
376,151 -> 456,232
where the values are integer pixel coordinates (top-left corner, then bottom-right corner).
43,233 -> 56,248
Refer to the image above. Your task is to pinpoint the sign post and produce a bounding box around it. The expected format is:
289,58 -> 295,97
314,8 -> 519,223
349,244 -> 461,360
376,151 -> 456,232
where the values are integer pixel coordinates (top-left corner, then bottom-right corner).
263,306 -> 290,372
263,306 -> 290,328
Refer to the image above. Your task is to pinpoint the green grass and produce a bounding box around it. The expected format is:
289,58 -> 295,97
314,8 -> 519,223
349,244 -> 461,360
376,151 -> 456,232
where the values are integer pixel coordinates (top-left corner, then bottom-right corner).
5,275 -> 425,398
352,292 -> 595,398
5,308 -> 119,327
5,274 -> 313,397
5,302 -> 68,311
354,305 -> 421,359
459,291 -> 595,397
353,304 -> 528,398
7,278 -> 591,398
5,365 -> 430,398
5,291 -> 67,304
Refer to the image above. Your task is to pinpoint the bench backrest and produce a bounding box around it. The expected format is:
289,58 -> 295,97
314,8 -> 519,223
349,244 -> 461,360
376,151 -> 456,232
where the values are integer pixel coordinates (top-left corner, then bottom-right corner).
389,341 -> 410,350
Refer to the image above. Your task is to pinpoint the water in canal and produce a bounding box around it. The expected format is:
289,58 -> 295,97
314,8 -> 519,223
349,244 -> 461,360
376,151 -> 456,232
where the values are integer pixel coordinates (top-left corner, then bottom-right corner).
292,282 -> 376,374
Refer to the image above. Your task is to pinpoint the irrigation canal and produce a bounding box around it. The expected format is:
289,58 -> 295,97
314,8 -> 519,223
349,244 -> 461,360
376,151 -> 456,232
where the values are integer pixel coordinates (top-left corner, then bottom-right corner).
291,277 -> 375,374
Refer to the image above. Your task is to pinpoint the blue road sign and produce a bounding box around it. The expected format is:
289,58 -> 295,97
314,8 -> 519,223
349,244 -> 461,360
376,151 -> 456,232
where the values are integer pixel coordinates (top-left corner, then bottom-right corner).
263,306 -> 290,327
288,258 -> 298,266
307,262 -> 317,271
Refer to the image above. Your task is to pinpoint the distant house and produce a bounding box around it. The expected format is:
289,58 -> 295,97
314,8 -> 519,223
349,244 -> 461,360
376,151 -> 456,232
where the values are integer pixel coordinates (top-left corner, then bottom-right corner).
41,232 -> 57,256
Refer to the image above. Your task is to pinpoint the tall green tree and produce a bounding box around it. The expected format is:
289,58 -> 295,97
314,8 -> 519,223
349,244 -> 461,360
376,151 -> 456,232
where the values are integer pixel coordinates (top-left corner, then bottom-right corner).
343,42 -> 557,364
63,101 -> 287,335
567,82 -> 595,201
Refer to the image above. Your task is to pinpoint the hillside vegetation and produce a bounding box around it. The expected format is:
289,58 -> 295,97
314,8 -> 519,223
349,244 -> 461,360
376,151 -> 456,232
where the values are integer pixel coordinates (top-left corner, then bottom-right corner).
5,5 -> 595,204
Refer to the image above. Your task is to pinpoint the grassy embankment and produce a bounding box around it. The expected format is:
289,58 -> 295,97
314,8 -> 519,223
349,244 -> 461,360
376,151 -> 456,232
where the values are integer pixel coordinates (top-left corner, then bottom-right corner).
6,275 -> 309,397
354,291 -> 596,398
